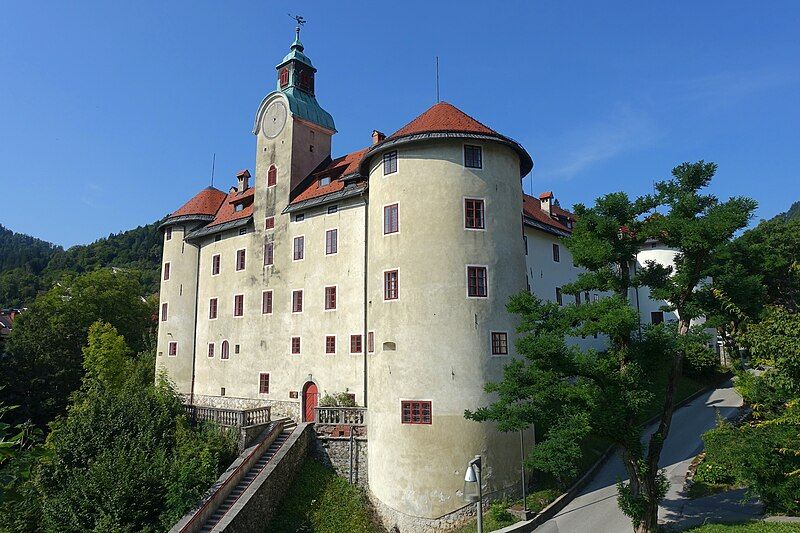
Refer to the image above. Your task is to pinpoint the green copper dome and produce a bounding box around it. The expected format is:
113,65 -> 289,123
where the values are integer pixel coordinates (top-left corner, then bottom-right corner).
279,36 -> 313,68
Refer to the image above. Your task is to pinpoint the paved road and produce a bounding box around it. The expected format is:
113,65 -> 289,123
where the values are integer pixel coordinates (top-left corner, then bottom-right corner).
535,380 -> 749,533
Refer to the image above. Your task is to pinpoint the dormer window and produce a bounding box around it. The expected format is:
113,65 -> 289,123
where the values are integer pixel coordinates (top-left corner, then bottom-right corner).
235,203 -> 244,212
319,176 -> 331,187
279,68 -> 289,88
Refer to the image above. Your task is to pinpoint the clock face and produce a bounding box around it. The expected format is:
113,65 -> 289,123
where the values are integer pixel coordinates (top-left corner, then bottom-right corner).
261,101 -> 287,139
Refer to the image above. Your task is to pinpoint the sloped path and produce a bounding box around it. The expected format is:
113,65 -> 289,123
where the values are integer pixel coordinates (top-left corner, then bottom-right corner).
535,380 -> 747,532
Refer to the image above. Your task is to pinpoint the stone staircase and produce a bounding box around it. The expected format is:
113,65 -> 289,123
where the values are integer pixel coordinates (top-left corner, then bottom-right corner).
196,418 -> 297,533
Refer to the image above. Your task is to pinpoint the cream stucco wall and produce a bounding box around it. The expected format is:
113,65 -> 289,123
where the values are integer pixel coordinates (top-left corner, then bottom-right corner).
364,139 -> 533,522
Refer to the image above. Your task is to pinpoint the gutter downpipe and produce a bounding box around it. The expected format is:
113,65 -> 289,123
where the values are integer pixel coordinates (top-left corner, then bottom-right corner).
362,189 -> 369,408
189,232 -> 202,405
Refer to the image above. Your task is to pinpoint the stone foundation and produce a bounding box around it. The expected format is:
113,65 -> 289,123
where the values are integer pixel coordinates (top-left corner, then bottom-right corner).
312,434 -> 368,487
370,482 -> 522,533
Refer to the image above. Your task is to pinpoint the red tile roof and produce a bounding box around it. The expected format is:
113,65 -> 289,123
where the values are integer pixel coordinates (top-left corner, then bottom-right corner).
389,102 -> 497,138
291,148 -> 369,204
207,187 -> 254,227
523,194 -> 575,234
170,187 -> 227,218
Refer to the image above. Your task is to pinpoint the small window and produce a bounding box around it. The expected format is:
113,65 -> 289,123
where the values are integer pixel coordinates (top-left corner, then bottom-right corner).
465,198 -> 485,229
165,227 -> 173,241
267,165 -> 277,187
556,287 -> 563,306
383,151 -> 398,175
161,302 -> 168,322
262,290 -> 273,314
163,262 -> 171,281
279,68 -> 289,87
291,336 -> 301,355
209,298 -> 218,319
292,290 -> 303,313
651,311 -> 664,325
324,286 -> 337,310
327,205 -> 338,214
259,373 -> 270,393
523,235 -> 528,255
168,341 -> 177,356
295,213 -> 305,222
238,227 -> 246,235
236,249 -> 246,271
214,234 -> 222,242
234,344 -> 240,354
401,400 -> 432,424
264,242 -> 274,266
234,294 -> 244,317
552,243 -> 560,262
265,216 -> 275,230
319,176 -> 331,187
326,335 -> 336,354
467,266 -> 488,298
293,236 -> 304,261
208,343 -> 214,358
325,229 -> 338,255
384,204 -> 399,234
235,204 -> 244,213
212,254 -> 221,275
593,294 -> 599,302
384,270 -> 399,300
350,334 -> 363,354
221,340 -> 229,359
464,145 -> 482,169
221,387 -> 226,396
491,332 -> 508,356
367,331 -> 375,353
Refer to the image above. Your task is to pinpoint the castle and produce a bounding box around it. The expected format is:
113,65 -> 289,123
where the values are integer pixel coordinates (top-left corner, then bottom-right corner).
155,30 -> 687,531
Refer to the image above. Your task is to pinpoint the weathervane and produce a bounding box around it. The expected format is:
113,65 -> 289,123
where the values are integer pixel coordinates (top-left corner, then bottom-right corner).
288,14 -> 307,39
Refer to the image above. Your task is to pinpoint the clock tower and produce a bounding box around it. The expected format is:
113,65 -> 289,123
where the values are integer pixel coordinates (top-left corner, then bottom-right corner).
252,26 -> 335,213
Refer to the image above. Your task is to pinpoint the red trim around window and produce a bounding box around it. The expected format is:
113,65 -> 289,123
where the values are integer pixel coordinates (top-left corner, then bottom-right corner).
324,286 -> 336,310
209,298 -> 218,319
467,266 -> 488,297
350,334 -> 362,354
325,335 -> 336,354
267,165 -> 277,187
259,372 -> 270,393
384,270 -> 399,300
212,254 -> 220,275
401,400 -> 432,424
291,336 -> 301,355
168,341 -> 177,357
262,291 -> 273,314
234,294 -> 244,316
265,216 -> 275,230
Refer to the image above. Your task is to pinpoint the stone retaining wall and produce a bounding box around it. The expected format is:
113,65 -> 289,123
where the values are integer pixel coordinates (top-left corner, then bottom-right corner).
312,434 -> 368,487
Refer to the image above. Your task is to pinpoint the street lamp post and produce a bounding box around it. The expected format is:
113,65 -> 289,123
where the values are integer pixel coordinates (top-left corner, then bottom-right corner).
464,455 -> 484,533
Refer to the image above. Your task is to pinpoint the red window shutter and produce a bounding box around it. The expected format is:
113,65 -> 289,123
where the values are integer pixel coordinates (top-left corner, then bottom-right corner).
292,290 -> 303,313
367,331 -> 374,353
325,286 -> 336,310
259,373 -> 270,393
265,217 -> 275,230
268,165 -> 277,187
291,337 -> 301,354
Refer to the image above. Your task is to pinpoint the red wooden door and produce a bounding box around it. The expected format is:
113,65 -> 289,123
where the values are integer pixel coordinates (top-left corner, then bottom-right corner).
303,382 -> 318,422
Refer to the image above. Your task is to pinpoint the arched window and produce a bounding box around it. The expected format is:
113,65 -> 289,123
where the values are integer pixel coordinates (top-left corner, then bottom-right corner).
267,165 -> 277,187
221,340 -> 229,360
279,68 -> 289,88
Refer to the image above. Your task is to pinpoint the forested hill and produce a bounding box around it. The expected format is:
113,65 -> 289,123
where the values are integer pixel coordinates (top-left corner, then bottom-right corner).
0,220 -> 164,308
0,224 -> 62,273
775,200 -> 800,222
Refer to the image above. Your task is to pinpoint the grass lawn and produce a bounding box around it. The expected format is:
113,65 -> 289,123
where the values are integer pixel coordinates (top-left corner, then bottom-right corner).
266,458 -> 385,533
685,522 -> 800,532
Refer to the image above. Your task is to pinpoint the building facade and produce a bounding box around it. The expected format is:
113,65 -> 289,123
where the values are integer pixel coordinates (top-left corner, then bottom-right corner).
155,33 -> 686,531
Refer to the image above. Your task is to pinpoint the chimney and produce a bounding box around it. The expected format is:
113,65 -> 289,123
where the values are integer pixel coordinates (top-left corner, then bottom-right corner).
539,191 -> 554,217
236,169 -> 251,191
372,130 -> 386,145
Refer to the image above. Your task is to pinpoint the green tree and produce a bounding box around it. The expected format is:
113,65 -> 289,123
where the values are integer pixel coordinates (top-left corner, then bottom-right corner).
32,322 -> 237,532
467,162 -> 753,533
0,269 -> 154,428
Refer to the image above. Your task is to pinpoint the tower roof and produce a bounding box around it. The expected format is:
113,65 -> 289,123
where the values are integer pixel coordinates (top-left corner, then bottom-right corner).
169,187 -> 227,218
389,102 -> 497,138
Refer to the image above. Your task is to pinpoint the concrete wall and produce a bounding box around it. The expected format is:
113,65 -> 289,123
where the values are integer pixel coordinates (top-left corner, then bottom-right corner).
364,138 -> 534,526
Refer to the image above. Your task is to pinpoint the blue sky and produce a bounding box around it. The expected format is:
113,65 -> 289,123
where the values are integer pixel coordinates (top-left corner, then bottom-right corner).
1,1 -> 798,247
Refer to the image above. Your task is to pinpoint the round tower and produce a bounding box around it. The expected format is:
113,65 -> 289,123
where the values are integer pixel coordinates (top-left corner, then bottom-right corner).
362,103 -> 534,528
155,187 -> 226,398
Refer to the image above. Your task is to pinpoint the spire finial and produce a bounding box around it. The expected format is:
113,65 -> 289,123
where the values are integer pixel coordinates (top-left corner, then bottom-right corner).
289,14 -> 306,42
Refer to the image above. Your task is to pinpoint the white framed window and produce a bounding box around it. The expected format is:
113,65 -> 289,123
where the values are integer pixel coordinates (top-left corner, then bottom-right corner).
464,198 -> 486,230
383,269 -> 399,301
490,331 -> 509,356
383,203 -> 399,235
293,236 -> 305,261
383,151 -> 398,175
466,265 -> 489,298
291,289 -> 303,313
325,335 -> 336,355
324,286 -> 337,311
262,290 -> 273,314
236,249 -> 246,271
212,254 -> 221,275
463,144 -> 483,169
234,294 -> 245,317
325,228 -> 338,255
163,262 -> 171,281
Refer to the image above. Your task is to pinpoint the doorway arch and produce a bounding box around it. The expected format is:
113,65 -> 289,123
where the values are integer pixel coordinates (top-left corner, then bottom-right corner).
302,381 -> 318,422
